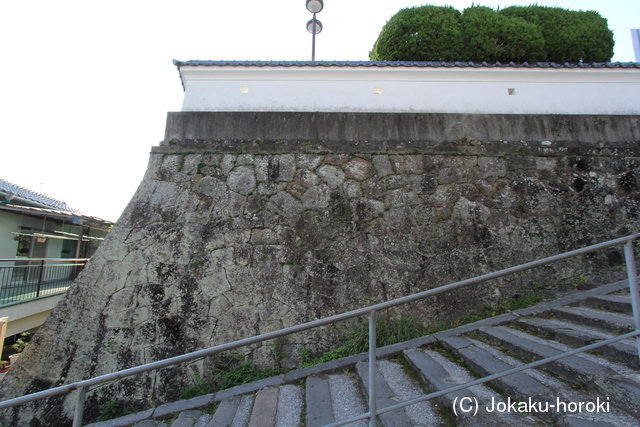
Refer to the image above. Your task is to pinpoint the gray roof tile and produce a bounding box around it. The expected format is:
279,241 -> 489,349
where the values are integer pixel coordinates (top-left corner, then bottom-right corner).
0,178 -> 80,214
173,59 -> 640,69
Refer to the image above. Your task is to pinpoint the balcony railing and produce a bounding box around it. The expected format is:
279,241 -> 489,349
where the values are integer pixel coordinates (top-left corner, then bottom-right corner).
0,258 -> 88,307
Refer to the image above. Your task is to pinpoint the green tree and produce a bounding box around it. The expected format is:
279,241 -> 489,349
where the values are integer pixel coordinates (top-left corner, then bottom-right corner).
500,6 -> 613,62
369,5 -> 464,61
461,6 -> 545,63
370,4 -> 614,63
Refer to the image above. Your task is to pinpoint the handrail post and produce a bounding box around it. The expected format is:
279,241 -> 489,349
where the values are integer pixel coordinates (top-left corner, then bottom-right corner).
36,259 -> 45,297
368,310 -> 377,427
624,240 -> 640,365
72,386 -> 86,427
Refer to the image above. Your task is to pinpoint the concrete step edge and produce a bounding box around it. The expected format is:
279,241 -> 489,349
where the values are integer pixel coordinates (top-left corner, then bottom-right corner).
403,348 -> 541,426
584,294 -> 633,314
355,361 -> 414,427
515,317 -> 639,367
553,306 -> 635,333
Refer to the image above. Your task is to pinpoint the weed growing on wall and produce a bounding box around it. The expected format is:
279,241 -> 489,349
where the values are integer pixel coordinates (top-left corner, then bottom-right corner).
300,318 -> 428,368
180,353 -> 281,400
96,399 -> 136,422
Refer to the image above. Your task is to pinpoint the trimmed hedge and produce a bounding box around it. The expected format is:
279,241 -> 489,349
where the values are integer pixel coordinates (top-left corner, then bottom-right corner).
370,5 -> 614,63
500,6 -> 614,62
461,6 -> 545,63
369,5 -> 464,61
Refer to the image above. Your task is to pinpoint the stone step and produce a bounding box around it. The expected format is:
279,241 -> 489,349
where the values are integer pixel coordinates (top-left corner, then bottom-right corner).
403,348 -> 540,426
355,359 -> 444,426
208,395 -> 243,426
170,410 -> 211,427
247,387 -> 278,427
376,359 -> 445,426
553,306 -> 636,333
305,376 -> 335,427
478,325 -> 616,383
245,384 -> 304,427
355,361 -> 414,427
198,394 -> 253,427
440,336 -> 555,409
516,317 -> 639,367
327,374 -> 368,427
584,294 -> 634,314
477,325 -> 640,417
274,384 -> 304,427
441,336 -> 640,426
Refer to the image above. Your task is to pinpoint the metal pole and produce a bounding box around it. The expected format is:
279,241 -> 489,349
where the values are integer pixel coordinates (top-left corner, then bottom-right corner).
72,386 -> 86,427
311,13 -> 317,61
368,310 -> 377,427
36,259 -> 45,297
74,223 -> 84,259
624,240 -> 640,364
73,224 -> 84,279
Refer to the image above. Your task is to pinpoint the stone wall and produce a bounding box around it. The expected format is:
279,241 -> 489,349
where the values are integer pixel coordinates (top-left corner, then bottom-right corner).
1,112 -> 639,426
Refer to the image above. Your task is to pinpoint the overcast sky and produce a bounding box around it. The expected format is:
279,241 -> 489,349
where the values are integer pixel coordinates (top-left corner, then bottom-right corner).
1,0 -> 638,222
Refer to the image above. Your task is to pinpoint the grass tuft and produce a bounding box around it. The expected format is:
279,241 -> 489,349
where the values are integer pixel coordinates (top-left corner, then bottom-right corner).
300,318 -> 428,367
181,353 -> 281,399
96,399 -> 136,422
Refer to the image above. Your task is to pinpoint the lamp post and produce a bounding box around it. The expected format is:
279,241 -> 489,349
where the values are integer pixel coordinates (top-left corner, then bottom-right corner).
306,0 -> 323,61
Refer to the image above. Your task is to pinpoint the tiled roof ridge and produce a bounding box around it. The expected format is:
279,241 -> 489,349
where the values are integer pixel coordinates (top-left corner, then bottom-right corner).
173,59 -> 640,69
0,178 -> 82,214
3,203 -> 112,226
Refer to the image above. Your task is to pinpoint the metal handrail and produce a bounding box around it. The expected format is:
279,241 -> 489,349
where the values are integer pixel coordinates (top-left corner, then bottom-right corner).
0,258 -> 90,262
0,235 -> 638,426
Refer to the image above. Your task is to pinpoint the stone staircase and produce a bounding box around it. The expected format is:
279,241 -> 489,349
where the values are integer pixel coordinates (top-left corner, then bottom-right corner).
88,278 -> 640,427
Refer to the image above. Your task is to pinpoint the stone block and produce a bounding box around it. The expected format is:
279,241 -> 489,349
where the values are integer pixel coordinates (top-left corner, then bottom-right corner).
236,154 -> 255,165
295,169 -> 320,187
161,155 -> 183,172
250,228 -> 278,245
266,191 -> 303,220
220,154 -> 236,174
390,155 -> 423,174
342,157 -> 374,181
536,157 -> 558,170
224,229 -> 251,244
323,154 -> 349,165
226,166 -> 256,195
182,154 -> 203,175
438,167 -> 469,184
342,180 -> 362,199
316,165 -> 346,188
452,197 -> 491,223
302,184 -> 331,209
372,155 -> 394,177
296,154 -> 323,170
478,157 -> 507,179
256,155 -> 296,182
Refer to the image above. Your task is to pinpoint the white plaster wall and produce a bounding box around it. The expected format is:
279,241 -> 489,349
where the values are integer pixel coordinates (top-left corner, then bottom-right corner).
179,66 -> 640,114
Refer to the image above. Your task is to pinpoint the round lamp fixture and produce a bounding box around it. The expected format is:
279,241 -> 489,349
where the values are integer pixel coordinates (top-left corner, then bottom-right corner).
306,18 -> 323,34
306,0 -> 324,13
